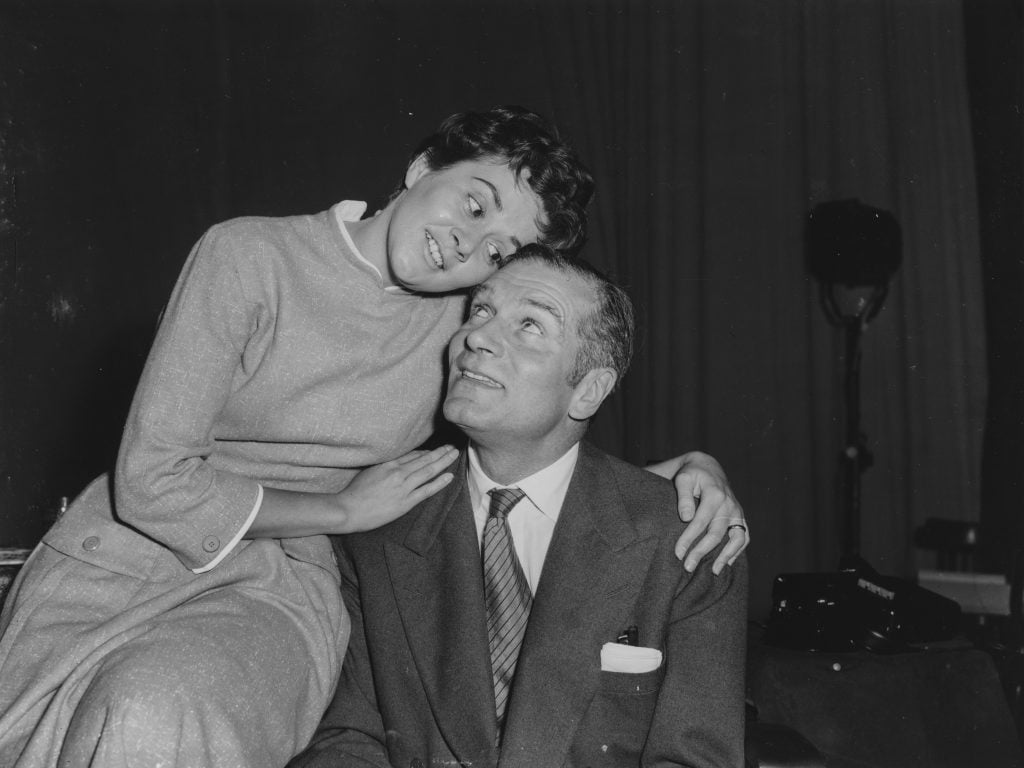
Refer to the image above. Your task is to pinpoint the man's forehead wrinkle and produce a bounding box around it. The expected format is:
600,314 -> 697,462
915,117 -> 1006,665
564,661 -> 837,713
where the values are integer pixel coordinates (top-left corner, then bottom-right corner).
481,269 -> 573,326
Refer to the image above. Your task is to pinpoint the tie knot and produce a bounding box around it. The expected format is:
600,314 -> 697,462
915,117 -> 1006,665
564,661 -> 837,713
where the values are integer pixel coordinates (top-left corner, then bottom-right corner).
488,487 -> 525,520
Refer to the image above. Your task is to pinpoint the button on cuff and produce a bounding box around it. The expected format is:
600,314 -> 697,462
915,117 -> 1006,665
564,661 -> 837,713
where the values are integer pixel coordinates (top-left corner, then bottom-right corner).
202,535 -> 221,553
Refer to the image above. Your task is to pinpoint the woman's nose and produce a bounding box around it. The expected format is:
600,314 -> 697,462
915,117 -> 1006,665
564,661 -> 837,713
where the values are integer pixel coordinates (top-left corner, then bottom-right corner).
451,226 -> 481,262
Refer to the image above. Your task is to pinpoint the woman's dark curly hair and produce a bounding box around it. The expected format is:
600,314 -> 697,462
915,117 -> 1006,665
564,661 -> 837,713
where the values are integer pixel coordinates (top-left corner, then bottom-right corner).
408,106 -> 594,255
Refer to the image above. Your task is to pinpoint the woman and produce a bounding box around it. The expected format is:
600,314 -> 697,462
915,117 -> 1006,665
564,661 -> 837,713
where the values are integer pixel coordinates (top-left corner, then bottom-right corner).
0,106 -> 747,768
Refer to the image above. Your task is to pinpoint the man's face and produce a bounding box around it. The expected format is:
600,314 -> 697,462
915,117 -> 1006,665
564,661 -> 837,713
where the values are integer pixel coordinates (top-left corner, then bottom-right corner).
444,260 -> 595,453
385,156 -> 546,293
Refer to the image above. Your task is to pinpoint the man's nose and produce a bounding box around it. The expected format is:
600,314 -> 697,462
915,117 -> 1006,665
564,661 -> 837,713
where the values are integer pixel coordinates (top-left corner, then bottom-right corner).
465,321 -> 499,355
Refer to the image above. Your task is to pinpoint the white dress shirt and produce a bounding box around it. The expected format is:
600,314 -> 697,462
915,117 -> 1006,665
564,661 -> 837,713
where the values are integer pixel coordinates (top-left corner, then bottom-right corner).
467,443 -> 580,594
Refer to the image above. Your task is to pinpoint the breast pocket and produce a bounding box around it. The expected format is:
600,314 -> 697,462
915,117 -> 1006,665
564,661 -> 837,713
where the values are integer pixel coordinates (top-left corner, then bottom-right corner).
571,667 -> 665,767
598,666 -> 664,696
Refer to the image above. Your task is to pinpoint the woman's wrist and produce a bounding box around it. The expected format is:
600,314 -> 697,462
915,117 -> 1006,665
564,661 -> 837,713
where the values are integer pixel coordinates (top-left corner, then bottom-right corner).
248,487 -> 350,538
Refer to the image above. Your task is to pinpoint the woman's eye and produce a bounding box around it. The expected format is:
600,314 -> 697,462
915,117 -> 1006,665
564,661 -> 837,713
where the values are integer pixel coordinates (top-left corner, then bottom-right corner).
468,196 -> 484,217
486,243 -> 501,264
521,318 -> 541,334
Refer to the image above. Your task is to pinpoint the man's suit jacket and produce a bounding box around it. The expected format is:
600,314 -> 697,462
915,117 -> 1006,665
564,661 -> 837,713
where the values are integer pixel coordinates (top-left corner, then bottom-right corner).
290,442 -> 748,768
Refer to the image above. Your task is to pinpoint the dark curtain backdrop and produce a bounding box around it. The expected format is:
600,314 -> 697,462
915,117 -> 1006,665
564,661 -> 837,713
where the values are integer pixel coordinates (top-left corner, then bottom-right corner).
967,0 -> 1024,572
1,0 -> 1018,618
534,0 -> 989,615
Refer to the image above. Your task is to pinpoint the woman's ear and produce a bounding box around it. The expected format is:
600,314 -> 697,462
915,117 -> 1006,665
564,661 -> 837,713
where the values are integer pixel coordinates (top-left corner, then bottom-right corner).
568,368 -> 618,421
404,153 -> 432,189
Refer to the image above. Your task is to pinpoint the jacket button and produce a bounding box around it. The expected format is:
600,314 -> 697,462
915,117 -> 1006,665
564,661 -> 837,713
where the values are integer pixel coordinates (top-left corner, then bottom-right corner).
202,536 -> 220,553
410,760 -> 424,768
82,536 -> 100,552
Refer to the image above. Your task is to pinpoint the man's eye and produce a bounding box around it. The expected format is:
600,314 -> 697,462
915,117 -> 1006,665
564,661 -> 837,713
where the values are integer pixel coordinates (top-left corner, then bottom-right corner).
468,196 -> 484,217
486,243 -> 502,264
470,303 -> 490,318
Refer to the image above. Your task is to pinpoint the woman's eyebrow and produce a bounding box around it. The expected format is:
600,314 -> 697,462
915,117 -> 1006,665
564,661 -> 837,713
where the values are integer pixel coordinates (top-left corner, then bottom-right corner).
473,177 -> 503,211
472,177 -> 525,250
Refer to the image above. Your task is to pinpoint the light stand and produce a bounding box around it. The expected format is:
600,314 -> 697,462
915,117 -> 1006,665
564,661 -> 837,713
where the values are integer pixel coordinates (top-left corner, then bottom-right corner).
764,212 -> 962,655
806,200 -> 901,562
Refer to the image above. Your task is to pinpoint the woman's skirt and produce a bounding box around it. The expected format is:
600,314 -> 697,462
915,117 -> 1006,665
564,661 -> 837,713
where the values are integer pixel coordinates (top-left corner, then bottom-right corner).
0,475 -> 349,768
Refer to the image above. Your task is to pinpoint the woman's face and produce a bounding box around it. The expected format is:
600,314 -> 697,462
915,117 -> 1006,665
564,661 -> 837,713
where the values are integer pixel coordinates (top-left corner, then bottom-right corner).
384,155 -> 546,293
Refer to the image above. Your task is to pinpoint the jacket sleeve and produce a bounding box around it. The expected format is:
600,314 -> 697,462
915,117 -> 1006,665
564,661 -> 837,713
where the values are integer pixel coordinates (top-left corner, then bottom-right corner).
114,221 -> 264,571
644,552 -> 749,768
288,536 -> 392,768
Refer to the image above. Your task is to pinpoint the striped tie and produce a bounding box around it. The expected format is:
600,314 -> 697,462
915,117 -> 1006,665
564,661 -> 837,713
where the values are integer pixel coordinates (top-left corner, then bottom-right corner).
482,487 -> 531,738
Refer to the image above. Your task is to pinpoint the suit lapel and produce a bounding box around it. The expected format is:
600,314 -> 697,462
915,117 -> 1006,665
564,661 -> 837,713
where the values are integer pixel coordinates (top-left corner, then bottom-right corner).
500,444 -> 659,768
385,454 -> 499,763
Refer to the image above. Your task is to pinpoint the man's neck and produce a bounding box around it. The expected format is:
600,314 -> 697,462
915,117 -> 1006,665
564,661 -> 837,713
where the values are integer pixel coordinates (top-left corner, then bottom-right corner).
471,438 -> 580,486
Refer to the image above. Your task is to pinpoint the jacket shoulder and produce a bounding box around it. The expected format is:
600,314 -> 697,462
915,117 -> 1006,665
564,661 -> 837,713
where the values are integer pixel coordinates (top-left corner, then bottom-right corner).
581,443 -> 678,527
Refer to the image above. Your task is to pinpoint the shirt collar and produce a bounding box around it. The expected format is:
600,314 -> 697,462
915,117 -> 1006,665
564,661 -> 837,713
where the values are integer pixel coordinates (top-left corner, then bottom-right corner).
467,442 -> 580,523
332,200 -> 412,295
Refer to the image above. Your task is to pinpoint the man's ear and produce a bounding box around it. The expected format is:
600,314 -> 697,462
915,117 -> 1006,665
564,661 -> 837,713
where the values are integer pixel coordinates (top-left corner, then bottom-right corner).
404,153 -> 432,189
568,368 -> 618,421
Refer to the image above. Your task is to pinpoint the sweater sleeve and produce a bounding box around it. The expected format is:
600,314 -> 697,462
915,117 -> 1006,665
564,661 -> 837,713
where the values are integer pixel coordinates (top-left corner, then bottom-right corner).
114,221 -> 266,571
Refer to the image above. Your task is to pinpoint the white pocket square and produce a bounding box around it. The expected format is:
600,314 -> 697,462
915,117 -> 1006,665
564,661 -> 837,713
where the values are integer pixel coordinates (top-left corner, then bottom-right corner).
600,642 -> 663,673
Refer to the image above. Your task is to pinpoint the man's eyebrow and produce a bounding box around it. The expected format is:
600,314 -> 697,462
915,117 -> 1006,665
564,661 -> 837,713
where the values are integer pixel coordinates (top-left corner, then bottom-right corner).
523,297 -> 564,328
468,283 -> 493,302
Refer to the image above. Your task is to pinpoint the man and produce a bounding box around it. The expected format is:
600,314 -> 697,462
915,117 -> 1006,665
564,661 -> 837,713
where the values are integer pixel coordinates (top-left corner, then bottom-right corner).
290,245 -> 748,768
